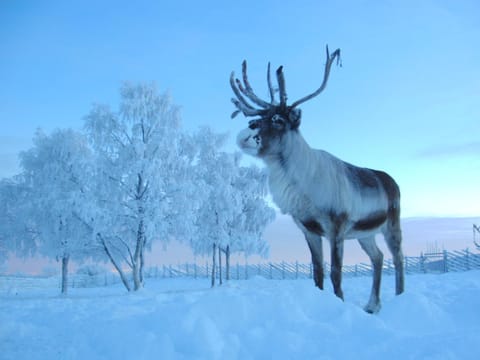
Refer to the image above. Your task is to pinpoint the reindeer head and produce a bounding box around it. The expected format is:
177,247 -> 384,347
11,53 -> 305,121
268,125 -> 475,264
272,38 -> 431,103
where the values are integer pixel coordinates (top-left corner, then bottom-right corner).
231,45 -> 341,158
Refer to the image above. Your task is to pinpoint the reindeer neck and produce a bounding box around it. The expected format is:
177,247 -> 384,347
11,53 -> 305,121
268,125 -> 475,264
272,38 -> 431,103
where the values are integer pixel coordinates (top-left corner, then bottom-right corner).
263,131 -> 324,204
263,131 -> 320,216
265,131 -> 314,176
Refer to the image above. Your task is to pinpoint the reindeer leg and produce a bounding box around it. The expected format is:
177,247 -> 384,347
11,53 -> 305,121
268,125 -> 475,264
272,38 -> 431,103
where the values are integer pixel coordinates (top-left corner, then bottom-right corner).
358,236 -> 384,313
305,233 -> 324,289
297,218 -> 325,290
383,214 -> 404,295
330,237 -> 344,300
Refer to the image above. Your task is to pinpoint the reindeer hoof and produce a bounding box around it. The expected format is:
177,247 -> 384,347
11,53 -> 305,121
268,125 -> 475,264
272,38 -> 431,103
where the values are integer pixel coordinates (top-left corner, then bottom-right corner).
364,301 -> 381,314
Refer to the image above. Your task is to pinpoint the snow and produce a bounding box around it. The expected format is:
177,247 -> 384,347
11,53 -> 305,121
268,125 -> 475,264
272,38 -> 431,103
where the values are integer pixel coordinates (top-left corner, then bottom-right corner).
1,271 -> 480,359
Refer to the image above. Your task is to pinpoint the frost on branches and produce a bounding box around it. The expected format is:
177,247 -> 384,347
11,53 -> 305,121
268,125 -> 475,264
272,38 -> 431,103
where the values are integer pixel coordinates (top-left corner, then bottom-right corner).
82,84 -> 274,291
0,82 -> 275,293
191,128 -> 275,286
0,177 -> 37,265
84,83 -> 197,291
18,129 -> 95,294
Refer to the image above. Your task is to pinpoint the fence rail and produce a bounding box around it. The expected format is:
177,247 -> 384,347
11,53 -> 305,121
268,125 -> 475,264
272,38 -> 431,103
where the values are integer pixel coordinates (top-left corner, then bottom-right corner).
152,249 -> 480,281
2,249 -> 480,292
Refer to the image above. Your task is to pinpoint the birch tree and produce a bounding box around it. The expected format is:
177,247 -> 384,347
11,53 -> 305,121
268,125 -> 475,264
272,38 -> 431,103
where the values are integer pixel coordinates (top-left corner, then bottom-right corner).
84,83 -> 196,291
191,127 -> 275,286
18,129 -> 95,293
0,177 -> 38,267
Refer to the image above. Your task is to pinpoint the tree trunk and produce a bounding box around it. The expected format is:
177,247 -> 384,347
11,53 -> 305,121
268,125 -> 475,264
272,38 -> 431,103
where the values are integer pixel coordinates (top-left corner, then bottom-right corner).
133,219 -> 145,291
99,234 -> 132,292
133,262 -> 141,291
211,243 -> 216,287
219,245 -> 222,285
226,245 -> 230,281
139,235 -> 146,284
61,254 -> 70,295
134,174 -> 147,290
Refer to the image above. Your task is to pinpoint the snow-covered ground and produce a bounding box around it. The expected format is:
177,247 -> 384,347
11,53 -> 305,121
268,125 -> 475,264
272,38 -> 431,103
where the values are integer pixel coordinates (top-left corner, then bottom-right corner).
1,271 -> 480,360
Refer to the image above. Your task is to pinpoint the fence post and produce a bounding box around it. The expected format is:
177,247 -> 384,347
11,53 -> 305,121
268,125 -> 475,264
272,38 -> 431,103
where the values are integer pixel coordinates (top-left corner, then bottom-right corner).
466,248 -> 470,270
420,254 -> 425,273
443,250 -> 448,272
295,261 -> 299,279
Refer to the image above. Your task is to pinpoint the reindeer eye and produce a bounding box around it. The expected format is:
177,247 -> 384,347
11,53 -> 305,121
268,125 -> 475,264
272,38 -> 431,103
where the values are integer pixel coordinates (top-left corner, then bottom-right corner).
248,120 -> 260,130
271,114 -> 285,129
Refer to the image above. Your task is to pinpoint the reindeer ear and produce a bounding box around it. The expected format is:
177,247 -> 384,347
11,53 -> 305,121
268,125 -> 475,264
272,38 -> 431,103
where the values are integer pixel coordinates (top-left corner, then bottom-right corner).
289,108 -> 302,129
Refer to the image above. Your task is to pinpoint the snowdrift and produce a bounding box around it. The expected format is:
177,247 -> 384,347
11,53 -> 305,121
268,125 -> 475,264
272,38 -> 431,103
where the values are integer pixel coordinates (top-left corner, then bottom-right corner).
1,271 -> 480,359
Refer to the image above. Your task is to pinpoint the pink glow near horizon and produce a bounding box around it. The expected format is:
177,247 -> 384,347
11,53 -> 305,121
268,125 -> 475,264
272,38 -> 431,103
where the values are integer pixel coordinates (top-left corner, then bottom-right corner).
4,216 -> 478,275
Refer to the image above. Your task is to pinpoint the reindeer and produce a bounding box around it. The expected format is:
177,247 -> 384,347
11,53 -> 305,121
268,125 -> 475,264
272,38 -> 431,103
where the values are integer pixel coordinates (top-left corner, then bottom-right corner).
230,46 -> 404,313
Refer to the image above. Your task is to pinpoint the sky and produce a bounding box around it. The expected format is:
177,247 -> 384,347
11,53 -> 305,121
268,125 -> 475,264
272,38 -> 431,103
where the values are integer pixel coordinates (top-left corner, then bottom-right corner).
1,0 -> 479,218
1,0 -> 480,272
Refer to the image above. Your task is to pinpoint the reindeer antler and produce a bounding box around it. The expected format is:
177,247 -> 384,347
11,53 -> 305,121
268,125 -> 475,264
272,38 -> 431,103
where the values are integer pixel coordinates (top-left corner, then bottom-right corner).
231,44 -> 341,119
230,61 -> 273,118
290,45 -> 342,108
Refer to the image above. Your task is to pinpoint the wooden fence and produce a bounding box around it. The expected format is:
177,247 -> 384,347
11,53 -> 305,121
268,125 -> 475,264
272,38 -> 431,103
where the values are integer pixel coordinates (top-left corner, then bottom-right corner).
2,249 -> 480,292
148,249 -> 480,281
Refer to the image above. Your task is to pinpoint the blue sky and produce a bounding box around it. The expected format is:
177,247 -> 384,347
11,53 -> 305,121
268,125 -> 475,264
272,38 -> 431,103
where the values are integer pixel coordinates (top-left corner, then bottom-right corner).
1,0 -> 479,217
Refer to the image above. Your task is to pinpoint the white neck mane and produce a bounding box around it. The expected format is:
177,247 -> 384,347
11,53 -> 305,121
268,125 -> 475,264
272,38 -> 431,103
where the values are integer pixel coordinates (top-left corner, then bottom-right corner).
264,132 -> 321,216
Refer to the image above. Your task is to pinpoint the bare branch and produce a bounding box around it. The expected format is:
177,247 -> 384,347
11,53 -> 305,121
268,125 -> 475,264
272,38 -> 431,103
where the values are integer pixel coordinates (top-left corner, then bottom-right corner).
98,233 -> 132,291
116,236 -> 135,267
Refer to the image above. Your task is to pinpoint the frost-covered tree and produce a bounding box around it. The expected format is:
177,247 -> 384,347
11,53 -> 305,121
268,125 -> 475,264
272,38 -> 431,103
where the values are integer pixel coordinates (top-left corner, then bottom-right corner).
0,179 -> 19,265
220,164 -> 275,282
18,129 -> 95,293
191,128 -> 275,286
229,165 -> 275,258
0,177 -> 38,267
84,83 -> 197,291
